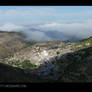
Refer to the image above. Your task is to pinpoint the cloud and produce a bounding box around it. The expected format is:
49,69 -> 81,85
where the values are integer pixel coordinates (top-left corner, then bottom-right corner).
0,8 -> 55,18
0,20 -> 92,42
0,7 -> 92,42
22,30 -> 52,42
0,23 -> 24,32
38,21 -> 92,39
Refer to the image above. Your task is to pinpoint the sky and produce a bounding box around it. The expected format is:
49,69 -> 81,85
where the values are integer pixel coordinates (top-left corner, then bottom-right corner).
0,6 -> 92,42
0,6 -> 92,23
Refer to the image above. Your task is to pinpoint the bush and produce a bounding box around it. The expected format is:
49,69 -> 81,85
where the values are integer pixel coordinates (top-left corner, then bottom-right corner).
56,51 -> 60,55
12,60 -> 21,66
26,40 -> 37,46
20,60 -> 36,70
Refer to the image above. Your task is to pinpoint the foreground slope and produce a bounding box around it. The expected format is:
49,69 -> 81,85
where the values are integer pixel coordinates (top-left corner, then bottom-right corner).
0,62 -> 47,83
0,31 -> 92,82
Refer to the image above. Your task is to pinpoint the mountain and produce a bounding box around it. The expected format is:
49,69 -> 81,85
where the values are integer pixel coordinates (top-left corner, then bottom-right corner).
0,31 -> 92,82
0,31 -> 33,58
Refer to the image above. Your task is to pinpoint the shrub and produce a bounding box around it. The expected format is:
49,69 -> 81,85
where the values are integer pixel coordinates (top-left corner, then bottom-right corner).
20,60 -> 36,70
12,60 -> 21,66
56,51 -> 60,55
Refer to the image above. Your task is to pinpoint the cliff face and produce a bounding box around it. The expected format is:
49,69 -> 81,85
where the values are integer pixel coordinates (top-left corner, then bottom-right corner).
0,31 -> 92,82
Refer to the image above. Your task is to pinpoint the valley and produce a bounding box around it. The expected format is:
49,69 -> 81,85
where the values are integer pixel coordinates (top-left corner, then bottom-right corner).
0,31 -> 92,82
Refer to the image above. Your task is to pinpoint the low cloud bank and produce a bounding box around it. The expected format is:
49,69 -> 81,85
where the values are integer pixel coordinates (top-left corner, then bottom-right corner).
0,23 -> 24,32
0,21 -> 92,42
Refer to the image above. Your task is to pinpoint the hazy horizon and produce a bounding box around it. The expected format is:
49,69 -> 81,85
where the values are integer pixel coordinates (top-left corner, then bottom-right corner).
0,6 -> 92,42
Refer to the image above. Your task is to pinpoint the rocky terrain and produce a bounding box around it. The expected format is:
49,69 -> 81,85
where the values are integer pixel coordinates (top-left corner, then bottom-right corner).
0,31 -> 92,82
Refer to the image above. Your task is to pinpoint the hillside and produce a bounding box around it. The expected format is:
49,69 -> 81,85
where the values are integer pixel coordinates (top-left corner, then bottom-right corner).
0,31 -> 92,82
0,62 -> 48,83
0,31 -> 31,58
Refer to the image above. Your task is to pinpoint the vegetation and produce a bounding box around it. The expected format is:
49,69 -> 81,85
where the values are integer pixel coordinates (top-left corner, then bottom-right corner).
56,51 -> 60,55
71,37 -> 92,51
20,60 -> 37,70
26,40 -> 37,46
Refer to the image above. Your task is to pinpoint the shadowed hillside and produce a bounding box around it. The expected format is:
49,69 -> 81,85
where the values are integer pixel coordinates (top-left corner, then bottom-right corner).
0,62 -> 48,83
36,47 -> 92,82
